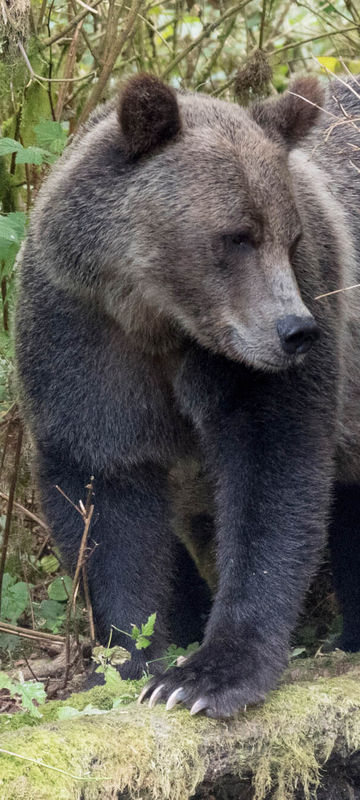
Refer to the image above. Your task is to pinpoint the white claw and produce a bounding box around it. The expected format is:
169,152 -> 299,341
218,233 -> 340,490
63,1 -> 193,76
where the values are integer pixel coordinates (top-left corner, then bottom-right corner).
166,687 -> 186,711
148,684 -> 165,709
138,684 -> 151,705
190,697 -> 208,716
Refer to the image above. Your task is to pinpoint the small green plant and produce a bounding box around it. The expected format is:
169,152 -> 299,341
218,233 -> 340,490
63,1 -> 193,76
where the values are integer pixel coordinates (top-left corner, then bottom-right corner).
130,612 -> 157,650
0,573 -> 32,625
163,641 -> 200,669
35,575 -> 73,634
0,120 -> 67,166
111,611 -> 157,651
0,670 -> 46,718
0,572 -> 73,635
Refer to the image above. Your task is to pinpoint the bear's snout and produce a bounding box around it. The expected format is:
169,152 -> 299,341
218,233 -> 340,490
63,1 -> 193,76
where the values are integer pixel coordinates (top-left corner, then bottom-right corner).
276,314 -> 320,355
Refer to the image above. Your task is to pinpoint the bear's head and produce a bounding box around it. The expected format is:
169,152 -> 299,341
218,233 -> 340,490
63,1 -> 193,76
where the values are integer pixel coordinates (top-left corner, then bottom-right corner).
115,73 -> 324,372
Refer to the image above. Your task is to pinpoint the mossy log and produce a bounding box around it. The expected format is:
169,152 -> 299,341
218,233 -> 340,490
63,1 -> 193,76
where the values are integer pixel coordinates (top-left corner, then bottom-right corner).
1,653 -> 360,800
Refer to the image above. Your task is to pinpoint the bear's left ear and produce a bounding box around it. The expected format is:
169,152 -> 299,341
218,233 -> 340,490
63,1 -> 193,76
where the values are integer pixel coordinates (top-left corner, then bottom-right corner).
250,76 -> 325,147
118,73 -> 182,159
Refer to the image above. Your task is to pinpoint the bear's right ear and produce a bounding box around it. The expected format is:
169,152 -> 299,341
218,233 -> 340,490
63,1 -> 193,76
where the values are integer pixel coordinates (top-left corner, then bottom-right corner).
118,73 -> 182,159
250,76 -> 324,147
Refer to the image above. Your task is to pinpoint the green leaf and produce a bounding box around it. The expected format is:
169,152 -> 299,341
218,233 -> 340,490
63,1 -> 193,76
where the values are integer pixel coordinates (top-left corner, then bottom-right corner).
38,598 -> 65,632
57,705 -> 81,720
58,704 -> 107,720
0,670 -> 12,691
48,575 -> 72,601
39,554 -> 60,574
16,680 -> 46,717
34,119 -> 67,154
0,138 -> 23,156
141,612 -> 156,638
0,212 -> 27,246
0,672 -> 45,718
290,646 -> 306,659
135,635 -> 151,650
1,578 -> 31,625
103,663 -> 124,692
131,624 -> 140,641
15,146 -> 45,165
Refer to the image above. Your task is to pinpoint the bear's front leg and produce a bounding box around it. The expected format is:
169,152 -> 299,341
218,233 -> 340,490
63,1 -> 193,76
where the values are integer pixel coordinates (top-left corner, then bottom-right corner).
140,350 -> 337,717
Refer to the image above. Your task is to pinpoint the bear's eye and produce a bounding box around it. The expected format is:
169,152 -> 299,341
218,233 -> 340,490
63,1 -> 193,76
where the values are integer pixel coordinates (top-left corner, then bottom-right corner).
225,232 -> 253,249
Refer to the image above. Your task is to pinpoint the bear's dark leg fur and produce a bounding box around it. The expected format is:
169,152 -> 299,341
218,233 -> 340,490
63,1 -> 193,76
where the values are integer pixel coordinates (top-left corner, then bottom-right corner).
170,540 -> 212,648
37,453 -> 175,677
141,349 -> 337,716
329,483 -> 360,652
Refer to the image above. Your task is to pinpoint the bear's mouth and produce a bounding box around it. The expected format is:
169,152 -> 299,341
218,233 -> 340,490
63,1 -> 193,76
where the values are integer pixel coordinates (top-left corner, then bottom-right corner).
223,326 -> 307,372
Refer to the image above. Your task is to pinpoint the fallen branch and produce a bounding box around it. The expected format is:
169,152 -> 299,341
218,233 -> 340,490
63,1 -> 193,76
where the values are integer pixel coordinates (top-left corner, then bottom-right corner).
0,621 -> 65,645
0,490 -> 48,532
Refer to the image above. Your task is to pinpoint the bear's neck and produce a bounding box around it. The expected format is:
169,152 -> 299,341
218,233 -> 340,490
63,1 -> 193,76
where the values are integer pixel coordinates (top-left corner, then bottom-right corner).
102,281 -> 185,357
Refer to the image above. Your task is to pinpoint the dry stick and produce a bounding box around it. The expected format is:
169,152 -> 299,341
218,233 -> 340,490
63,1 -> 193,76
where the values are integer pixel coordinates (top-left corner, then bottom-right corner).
37,0 -> 48,30
41,0 -> 104,48
161,0 -> 254,80
0,419 -> 11,483
69,0 -> 99,65
196,16 -> 236,89
102,0 -> 123,65
82,567 -> 96,644
55,20 -> 83,120
0,490 -> 48,531
0,423 -> 23,619
63,503 -> 95,687
315,283 -> 360,301
271,25 -> 360,57
83,478 -> 96,644
24,655 -> 40,682
0,621 -> 65,644
212,25 -> 360,98
77,0 -> 145,127
258,0 -> 267,50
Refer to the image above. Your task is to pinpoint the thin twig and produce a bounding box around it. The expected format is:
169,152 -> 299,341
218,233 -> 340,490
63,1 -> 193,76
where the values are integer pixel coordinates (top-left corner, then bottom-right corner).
24,656 -> 40,682
0,748 -> 92,781
315,283 -> 360,301
0,490 -> 48,531
41,0 -> 104,48
259,0 -> 267,50
161,0 -> 254,79
37,0 -> 48,29
0,423 -> 23,618
55,485 -> 82,515
63,498 -> 95,687
0,419 -> 11,483
55,20 -> 83,120
196,17 -> 235,89
270,25 -> 360,57
82,566 -> 96,644
77,0 -> 145,128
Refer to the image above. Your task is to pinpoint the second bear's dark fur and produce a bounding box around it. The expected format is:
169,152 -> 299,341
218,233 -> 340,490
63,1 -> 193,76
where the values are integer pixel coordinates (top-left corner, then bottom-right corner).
16,74 -> 360,717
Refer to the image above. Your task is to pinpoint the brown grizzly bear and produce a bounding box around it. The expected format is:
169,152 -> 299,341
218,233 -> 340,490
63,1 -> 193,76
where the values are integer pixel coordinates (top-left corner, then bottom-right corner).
16,73 -> 360,717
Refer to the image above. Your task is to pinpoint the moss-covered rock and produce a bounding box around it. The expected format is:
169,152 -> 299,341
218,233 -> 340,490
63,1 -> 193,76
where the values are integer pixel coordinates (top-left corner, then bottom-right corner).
1,655 -> 360,799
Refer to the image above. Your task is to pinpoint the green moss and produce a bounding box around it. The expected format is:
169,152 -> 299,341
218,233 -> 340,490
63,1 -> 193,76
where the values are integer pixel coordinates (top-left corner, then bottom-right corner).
1,663 -> 360,799
0,678 -> 144,735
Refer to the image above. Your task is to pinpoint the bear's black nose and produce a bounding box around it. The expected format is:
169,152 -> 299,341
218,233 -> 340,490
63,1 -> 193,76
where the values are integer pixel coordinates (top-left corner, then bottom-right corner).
277,315 -> 320,355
